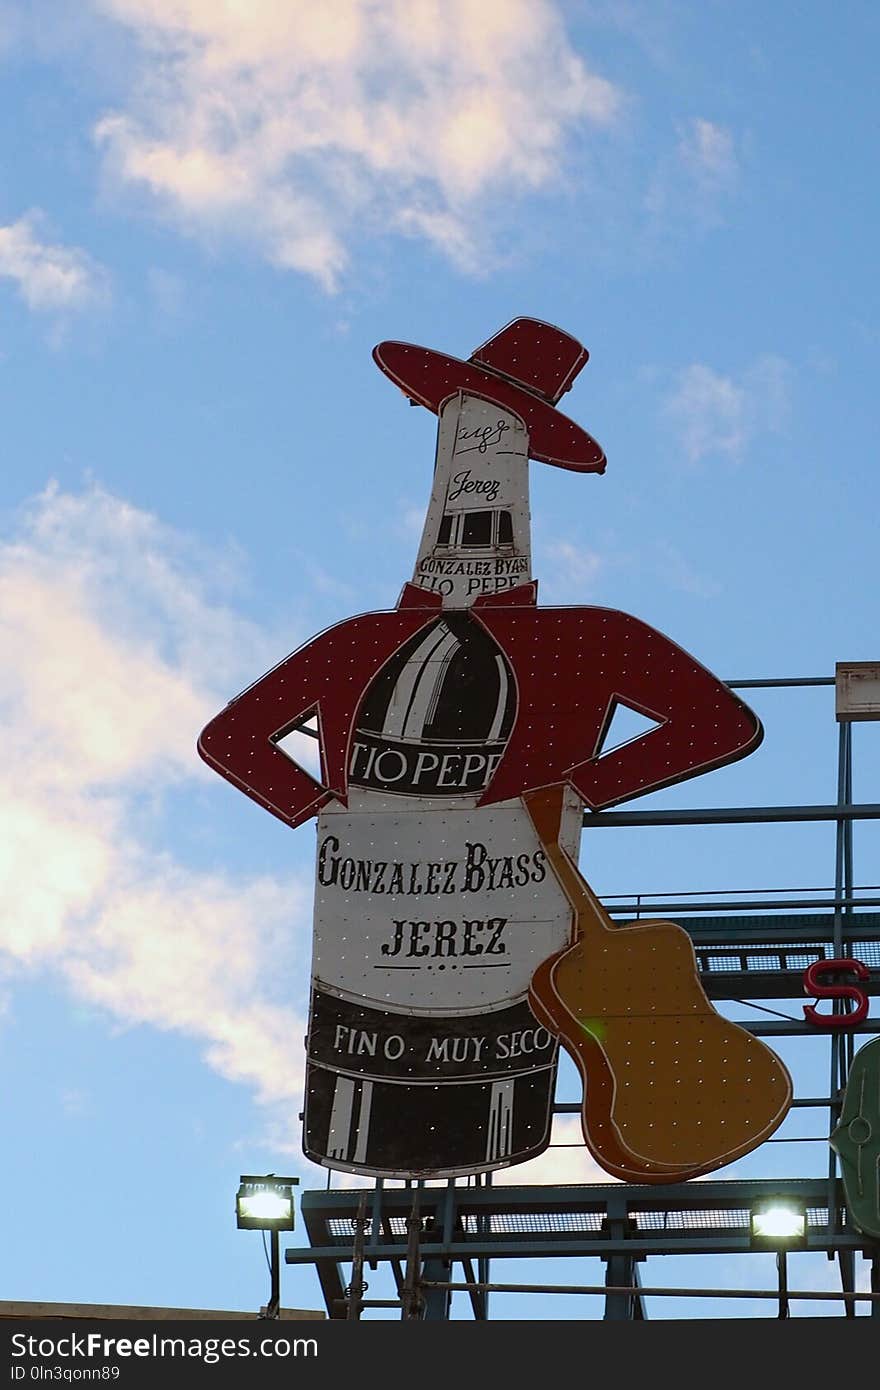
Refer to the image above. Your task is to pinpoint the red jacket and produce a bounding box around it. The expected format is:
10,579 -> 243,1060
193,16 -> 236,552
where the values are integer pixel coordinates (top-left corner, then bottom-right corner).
198,582 -> 761,830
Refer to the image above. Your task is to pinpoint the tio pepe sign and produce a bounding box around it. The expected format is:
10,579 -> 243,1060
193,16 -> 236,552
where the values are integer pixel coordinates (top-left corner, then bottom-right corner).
199,318 -> 795,1182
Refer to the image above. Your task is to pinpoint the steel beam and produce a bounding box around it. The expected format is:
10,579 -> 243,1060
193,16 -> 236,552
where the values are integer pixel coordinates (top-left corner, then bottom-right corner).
584,803 -> 880,827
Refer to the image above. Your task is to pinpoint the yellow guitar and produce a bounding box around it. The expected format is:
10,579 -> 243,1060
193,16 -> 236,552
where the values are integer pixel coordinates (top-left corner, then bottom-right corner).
524,785 -> 792,1182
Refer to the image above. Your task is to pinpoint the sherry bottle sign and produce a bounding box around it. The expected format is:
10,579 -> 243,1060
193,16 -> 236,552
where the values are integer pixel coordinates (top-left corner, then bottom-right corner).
199,318 -> 792,1180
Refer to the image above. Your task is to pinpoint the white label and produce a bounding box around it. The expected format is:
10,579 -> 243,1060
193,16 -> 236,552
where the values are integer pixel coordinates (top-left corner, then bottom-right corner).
311,794 -> 581,1015
411,393 -> 532,606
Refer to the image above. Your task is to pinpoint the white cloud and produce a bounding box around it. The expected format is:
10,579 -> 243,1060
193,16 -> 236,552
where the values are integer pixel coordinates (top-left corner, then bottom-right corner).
544,540 -> 603,587
646,116 -> 739,233
400,504 -> 427,540
663,355 -> 792,465
91,0 -> 622,288
493,1115 -> 614,1185
59,1086 -> 92,1117
0,483 -> 313,1126
654,540 -> 719,598
665,364 -> 745,464
537,539 -> 604,604
0,213 -> 108,311
394,207 -> 478,274
291,1115 -> 611,1188
147,265 -> 185,318
677,118 -> 738,193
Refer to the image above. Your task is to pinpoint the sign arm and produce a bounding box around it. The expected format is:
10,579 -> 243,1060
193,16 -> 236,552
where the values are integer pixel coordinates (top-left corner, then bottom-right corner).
197,609 -> 442,830
567,616 -> 763,810
197,659 -> 335,831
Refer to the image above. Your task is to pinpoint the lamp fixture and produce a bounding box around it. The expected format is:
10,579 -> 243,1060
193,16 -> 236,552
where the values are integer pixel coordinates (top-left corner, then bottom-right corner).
235,1173 -> 299,1318
749,1203 -> 807,1245
236,1174 -> 298,1232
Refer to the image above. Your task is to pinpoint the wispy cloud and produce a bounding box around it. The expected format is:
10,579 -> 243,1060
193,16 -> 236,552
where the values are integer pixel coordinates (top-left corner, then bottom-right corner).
0,484 -> 313,1130
311,1115 -> 614,1189
59,1087 -> 92,1118
654,540 -> 720,599
492,1115 -> 614,1185
0,213 -> 108,312
91,0 -> 622,289
663,355 -> 792,465
677,117 -> 739,195
646,116 -> 740,232
537,538 -> 604,604
147,266 -> 185,320
665,364 -> 746,463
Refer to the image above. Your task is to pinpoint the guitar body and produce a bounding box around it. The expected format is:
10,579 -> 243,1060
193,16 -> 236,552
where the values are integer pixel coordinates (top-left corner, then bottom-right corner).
528,950 -> 704,1182
524,786 -> 792,1183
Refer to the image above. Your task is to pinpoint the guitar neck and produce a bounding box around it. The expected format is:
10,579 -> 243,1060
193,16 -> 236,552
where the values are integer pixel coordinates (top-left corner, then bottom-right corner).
522,786 -> 614,940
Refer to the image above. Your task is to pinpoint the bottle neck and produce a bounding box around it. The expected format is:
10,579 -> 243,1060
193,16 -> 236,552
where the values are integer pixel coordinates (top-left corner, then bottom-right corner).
410,392 -> 532,608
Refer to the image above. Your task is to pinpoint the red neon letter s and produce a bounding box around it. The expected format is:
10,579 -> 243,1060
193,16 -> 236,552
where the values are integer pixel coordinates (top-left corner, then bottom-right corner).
802,958 -> 869,1029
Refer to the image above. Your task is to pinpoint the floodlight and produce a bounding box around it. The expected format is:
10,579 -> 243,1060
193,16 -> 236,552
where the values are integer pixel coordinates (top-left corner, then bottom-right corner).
749,1204 -> 806,1244
236,1174 -> 300,1320
236,1175 -> 298,1232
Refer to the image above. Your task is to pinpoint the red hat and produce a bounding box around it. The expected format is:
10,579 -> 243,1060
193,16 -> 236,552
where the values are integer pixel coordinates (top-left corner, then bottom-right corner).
373,317 -> 606,473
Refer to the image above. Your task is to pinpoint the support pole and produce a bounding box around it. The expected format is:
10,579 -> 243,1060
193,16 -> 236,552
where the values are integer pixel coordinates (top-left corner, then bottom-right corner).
837,1247 -> 856,1320
776,1250 -> 789,1319
603,1252 -> 639,1320
602,1198 -> 645,1320
422,1180 -> 455,1321
401,1190 -> 424,1321
477,1171 -> 491,1321
262,1230 -> 280,1320
347,1192 -> 369,1321
826,721 -> 851,1244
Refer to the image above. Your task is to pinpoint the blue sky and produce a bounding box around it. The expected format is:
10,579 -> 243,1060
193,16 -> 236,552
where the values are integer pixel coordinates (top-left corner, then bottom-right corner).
1,1 -> 879,1320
